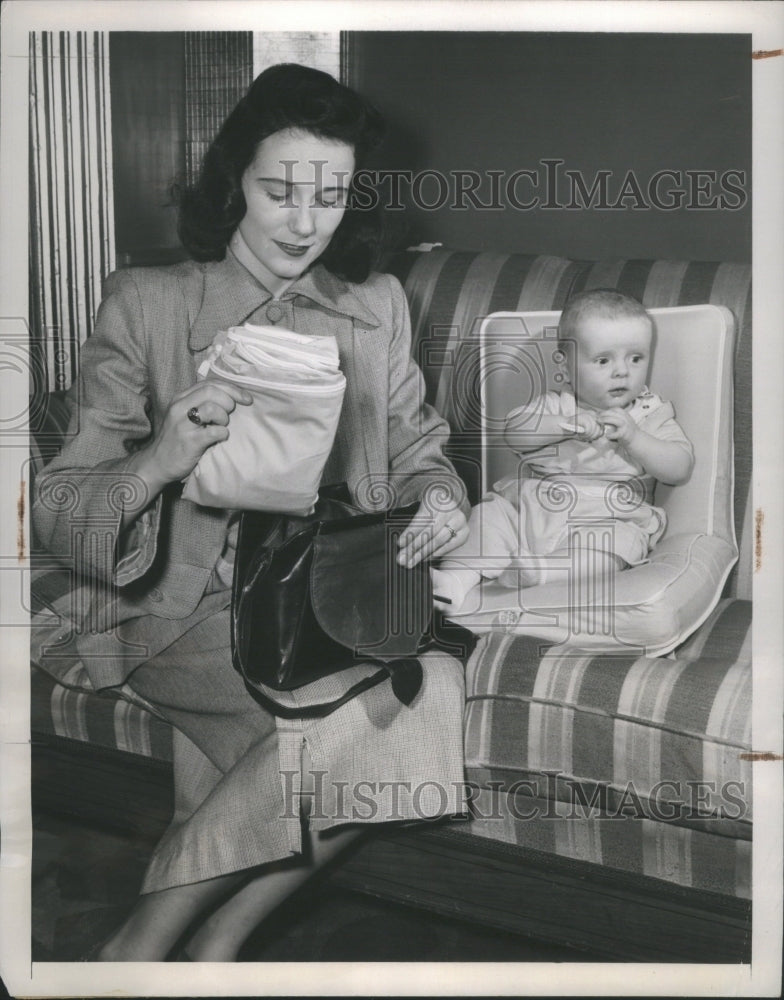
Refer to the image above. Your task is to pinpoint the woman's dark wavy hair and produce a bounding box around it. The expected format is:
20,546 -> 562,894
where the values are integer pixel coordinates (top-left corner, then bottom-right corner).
178,63 -> 385,282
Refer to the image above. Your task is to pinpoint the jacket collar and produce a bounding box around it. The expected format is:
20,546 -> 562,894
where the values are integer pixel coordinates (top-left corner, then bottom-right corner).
188,242 -> 380,352
293,265 -> 381,330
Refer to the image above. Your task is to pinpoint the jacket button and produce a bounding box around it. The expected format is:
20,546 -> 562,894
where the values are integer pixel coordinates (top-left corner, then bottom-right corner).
149,588 -> 164,602
266,303 -> 283,324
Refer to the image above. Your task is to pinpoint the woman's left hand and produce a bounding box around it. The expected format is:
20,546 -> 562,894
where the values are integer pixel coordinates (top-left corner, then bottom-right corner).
396,502 -> 469,568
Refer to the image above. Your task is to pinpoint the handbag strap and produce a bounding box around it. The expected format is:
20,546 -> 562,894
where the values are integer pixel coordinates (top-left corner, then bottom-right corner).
243,657 -> 423,720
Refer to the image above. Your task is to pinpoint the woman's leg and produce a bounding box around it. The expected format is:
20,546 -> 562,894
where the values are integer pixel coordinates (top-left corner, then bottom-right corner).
96,871 -> 245,961
183,827 -> 363,961
181,744 -> 363,961
96,742 -> 365,961
99,822 -> 363,961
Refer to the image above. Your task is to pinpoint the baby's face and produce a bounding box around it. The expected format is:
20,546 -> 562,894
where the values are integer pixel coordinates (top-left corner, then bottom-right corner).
567,315 -> 652,411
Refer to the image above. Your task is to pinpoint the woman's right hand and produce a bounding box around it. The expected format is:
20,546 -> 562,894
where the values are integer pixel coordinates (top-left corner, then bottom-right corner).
142,381 -> 253,488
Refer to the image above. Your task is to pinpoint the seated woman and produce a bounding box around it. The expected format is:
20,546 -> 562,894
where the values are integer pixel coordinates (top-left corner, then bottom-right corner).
32,63 -> 470,962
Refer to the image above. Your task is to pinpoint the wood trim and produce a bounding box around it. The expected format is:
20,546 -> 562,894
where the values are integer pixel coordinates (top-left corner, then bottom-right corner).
32,735 -> 173,842
332,823 -> 751,963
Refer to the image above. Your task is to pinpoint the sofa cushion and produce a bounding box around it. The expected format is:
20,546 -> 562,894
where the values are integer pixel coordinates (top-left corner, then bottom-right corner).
464,598 -> 752,839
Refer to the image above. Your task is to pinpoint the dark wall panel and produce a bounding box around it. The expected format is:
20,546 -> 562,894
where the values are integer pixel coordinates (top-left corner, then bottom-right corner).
348,32 -> 751,261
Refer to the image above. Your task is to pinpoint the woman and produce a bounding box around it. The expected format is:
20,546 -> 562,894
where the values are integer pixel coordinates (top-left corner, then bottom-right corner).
33,63 -> 470,961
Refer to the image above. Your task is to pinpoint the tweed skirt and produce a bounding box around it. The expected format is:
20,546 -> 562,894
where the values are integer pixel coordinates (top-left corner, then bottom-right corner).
125,604 -> 467,892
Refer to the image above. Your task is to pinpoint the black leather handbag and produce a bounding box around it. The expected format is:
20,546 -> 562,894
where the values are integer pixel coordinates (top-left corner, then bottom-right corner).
231,486 -> 472,718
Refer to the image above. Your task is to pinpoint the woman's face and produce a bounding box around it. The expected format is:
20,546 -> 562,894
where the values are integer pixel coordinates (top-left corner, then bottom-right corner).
238,128 -> 355,295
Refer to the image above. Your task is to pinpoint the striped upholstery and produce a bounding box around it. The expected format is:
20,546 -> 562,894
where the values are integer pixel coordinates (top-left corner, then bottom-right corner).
462,788 -> 751,899
462,598 -> 752,824
465,596 -> 751,801
32,663 -> 174,761
31,250 -> 752,898
453,597 -> 752,897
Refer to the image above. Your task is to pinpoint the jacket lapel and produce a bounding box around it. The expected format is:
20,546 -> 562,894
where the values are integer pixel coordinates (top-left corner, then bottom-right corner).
188,254 -> 272,352
292,267 -> 381,329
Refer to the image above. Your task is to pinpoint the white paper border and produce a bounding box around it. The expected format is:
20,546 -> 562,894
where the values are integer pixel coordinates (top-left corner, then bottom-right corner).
1,2 -> 782,996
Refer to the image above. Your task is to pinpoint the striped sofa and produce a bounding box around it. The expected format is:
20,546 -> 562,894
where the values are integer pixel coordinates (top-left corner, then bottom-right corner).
31,249 -> 752,962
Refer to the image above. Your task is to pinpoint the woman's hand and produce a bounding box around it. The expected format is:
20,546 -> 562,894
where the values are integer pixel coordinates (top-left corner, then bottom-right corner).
139,381 -> 253,491
396,501 -> 469,569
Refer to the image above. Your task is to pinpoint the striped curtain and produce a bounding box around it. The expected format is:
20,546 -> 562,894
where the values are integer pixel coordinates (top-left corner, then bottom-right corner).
184,33 -> 253,187
29,32 -> 115,393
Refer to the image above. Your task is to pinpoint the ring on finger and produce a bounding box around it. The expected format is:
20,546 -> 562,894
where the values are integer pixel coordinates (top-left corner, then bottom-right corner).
446,524 -> 458,540
187,406 -> 203,427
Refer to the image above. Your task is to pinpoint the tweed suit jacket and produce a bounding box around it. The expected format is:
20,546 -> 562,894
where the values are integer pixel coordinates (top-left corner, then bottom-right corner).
32,250 -> 463,688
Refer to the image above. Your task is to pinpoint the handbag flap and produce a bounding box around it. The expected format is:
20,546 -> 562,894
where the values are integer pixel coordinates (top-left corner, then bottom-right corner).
310,510 -> 432,660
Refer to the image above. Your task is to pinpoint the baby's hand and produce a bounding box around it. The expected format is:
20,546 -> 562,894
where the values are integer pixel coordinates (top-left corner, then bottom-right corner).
598,408 -> 638,445
558,411 -> 604,441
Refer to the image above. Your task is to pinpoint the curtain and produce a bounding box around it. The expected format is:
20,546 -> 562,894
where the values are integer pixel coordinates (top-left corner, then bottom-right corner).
29,32 -> 115,394
184,33 -> 253,187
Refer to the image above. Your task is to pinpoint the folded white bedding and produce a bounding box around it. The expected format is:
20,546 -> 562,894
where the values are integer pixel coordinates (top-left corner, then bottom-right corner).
182,323 -> 346,514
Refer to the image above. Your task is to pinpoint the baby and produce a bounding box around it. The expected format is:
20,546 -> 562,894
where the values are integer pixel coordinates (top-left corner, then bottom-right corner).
432,289 -> 695,612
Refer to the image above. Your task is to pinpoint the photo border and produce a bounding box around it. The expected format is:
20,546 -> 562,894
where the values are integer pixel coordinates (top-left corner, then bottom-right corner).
1,2 -> 781,996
